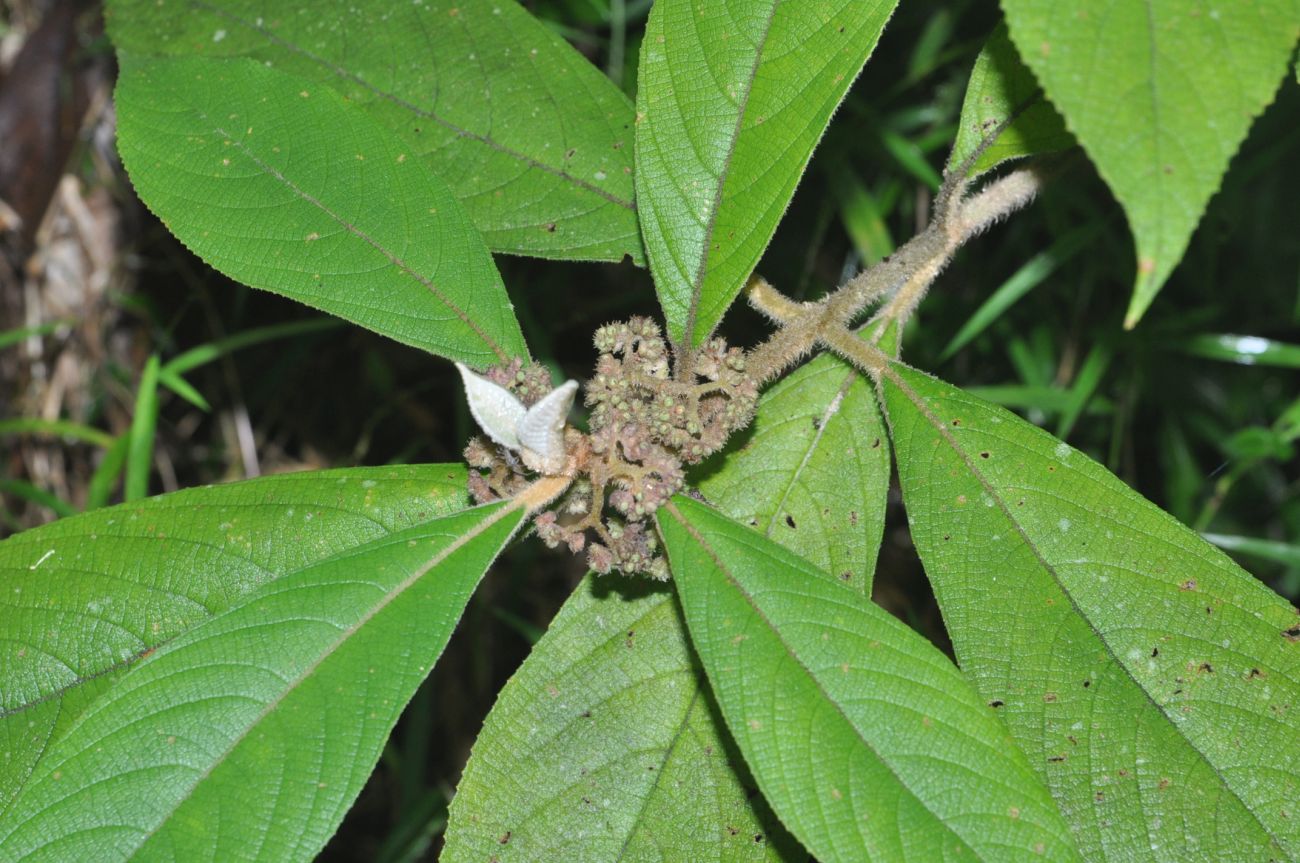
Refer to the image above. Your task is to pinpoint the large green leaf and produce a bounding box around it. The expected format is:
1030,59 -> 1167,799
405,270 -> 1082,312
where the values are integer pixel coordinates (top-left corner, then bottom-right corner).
883,364 -> 1300,861
107,0 -> 642,264
999,0 -> 1299,326
443,575 -> 796,862
0,499 -> 523,861
0,465 -> 470,812
697,348 -> 889,594
658,497 -> 1082,863
947,23 -> 1074,179
636,0 -> 898,348
115,55 -> 528,366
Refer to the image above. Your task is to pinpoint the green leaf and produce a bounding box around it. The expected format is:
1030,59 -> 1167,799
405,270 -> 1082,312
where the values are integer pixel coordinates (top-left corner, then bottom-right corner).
0,321 -> 67,351
85,435 -> 129,510
0,465 -> 471,812
636,0 -> 898,348
157,366 -> 210,411
0,498 -> 523,861
0,480 -> 77,520
443,575 -> 795,862
830,167 -> 896,267
115,55 -> 528,366
0,418 -> 115,449
658,497 -> 1082,863
948,23 -> 1074,179
161,318 -> 341,377
697,347 -> 890,593
1204,533 -> 1300,570
998,0 -> 1300,327
107,0 -> 642,264
124,354 -> 161,501
882,364 -> 1300,861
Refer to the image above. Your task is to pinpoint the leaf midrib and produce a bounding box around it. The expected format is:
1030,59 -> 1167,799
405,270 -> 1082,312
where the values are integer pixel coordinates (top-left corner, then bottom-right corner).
883,365 -> 1291,859
183,0 -> 636,212
4,501 -> 521,858
764,363 -> 859,546
664,502 -> 985,861
614,683 -> 704,863
680,2 -> 781,347
204,120 -> 513,364
133,501 -> 521,852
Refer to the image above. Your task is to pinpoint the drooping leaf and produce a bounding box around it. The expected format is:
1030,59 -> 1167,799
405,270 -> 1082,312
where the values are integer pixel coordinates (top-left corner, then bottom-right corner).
107,0 -> 642,264
697,347 -> 890,594
0,499 -> 523,861
658,497 -> 1083,863
0,465 -> 470,811
636,0 -> 899,348
882,363 -> 1300,861
948,23 -> 1074,179
998,0 -> 1300,326
443,575 -> 796,862
115,55 -> 528,366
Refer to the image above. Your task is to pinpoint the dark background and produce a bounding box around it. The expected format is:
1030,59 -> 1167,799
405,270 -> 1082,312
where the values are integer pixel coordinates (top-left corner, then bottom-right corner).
2,0 -> 1297,858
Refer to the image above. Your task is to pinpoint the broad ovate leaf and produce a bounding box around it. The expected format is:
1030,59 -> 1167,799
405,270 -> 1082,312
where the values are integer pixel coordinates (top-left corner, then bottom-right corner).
0,499 -> 524,861
443,575 -> 796,862
658,497 -> 1082,863
116,55 -> 528,365
0,465 -> 469,811
999,0 -> 1300,326
636,0 -> 898,348
107,0 -> 642,263
698,348 -> 889,593
948,23 -> 1074,179
883,363 -> 1300,861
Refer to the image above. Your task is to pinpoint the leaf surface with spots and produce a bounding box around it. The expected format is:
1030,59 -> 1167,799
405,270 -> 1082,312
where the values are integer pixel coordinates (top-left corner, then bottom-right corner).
0,465 -> 469,812
884,363 -> 1300,861
443,575 -> 797,862
0,498 -> 522,862
999,0 -> 1299,325
659,496 -> 1082,863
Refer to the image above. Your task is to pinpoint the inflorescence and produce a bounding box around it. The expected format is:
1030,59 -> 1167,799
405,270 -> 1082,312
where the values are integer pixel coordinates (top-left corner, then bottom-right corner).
464,316 -> 756,579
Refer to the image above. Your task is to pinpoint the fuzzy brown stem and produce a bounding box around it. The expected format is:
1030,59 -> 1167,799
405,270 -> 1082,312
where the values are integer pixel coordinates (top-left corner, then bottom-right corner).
517,474 -> 574,512
956,166 -> 1046,242
819,323 -> 891,379
746,275 -> 805,323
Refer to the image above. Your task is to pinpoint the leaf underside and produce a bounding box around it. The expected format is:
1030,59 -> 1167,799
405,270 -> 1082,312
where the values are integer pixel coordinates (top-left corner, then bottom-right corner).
659,497 -> 1082,863
0,499 -> 522,862
443,575 -> 795,862
0,465 -> 469,813
999,0 -> 1300,326
884,363 -> 1300,861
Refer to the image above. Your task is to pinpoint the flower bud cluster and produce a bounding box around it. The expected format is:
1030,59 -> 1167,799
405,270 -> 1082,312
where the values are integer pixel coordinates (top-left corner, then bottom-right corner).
579,317 -> 755,577
479,357 -> 556,407
463,318 -> 757,580
587,317 -> 756,465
